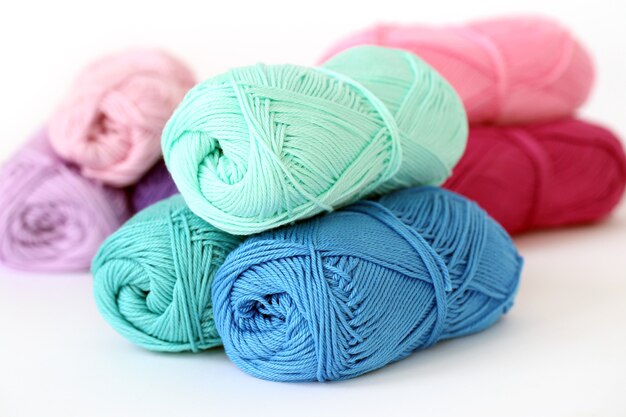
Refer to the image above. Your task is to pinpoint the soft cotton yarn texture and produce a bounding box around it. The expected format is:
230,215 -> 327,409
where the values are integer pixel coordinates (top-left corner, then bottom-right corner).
50,48 -> 196,186
163,46 -> 467,235
92,195 -> 242,352
0,129 -> 130,272
444,118 -> 626,234
213,187 -> 522,382
322,16 -> 594,124
131,160 -> 178,212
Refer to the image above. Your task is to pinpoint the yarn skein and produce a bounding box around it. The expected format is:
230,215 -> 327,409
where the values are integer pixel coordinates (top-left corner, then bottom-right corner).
92,195 -> 242,352
322,16 -> 594,124
50,48 -> 196,187
444,118 -> 626,234
213,187 -> 523,382
131,160 -> 178,212
163,45 -> 467,235
0,129 -> 130,272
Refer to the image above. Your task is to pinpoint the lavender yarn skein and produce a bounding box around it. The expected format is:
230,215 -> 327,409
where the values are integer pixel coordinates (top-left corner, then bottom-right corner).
131,160 -> 178,212
0,129 -> 130,272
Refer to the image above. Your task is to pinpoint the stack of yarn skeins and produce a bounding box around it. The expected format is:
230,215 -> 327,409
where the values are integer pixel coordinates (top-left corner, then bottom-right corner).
2,15 -> 625,383
322,16 -> 626,233
91,16 -> 626,382
94,45 -> 526,382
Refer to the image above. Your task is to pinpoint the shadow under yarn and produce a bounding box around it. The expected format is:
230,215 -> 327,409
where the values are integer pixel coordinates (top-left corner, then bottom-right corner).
444,118 -> 626,234
92,195 -> 242,352
0,129 -> 130,272
212,187 -> 523,382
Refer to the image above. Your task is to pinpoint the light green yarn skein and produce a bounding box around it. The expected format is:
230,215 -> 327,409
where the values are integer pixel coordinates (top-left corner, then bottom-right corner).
92,195 -> 242,352
323,46 -> 468,192
163,45 -> 467,235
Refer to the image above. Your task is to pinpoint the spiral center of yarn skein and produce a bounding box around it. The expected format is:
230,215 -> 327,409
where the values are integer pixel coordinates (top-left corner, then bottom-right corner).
22,203 -> 68,234
92,195 -> 243,352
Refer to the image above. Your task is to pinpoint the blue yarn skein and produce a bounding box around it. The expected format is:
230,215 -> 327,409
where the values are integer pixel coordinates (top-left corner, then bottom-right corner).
213,187 -> 523,382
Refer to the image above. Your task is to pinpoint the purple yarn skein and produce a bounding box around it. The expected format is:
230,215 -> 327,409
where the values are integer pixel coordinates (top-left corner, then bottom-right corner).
131,160 -> 179,212
0,128 -> 131,272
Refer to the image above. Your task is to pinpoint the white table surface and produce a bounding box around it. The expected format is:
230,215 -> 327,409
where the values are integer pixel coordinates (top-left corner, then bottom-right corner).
1,0 -> 625,415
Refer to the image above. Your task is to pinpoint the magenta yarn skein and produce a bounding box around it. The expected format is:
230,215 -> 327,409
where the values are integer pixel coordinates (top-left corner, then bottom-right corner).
49,48 -> 196,187
322,16 -> 594,124
444,118 -> 626,234
0,129 -> 131,272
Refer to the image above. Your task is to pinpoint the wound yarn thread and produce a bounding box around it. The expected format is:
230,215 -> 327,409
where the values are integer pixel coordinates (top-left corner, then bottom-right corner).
163,45 -> 467,235
92,195 -> 242,352
212,187 -> 522,382
444,118 -> 626,234
322,16 -> 594,124
0,129 -> 130,272
322,47 -> 467,193
50,48 -> 196,187
131,160 -> 178,212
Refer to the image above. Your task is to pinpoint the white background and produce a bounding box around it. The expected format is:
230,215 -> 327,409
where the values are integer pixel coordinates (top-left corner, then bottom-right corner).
1,0 -> 625,416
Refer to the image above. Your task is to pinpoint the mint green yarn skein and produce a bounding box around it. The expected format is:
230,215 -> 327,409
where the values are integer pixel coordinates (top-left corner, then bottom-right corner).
92,195 -> 242,352
323,46 -> 468,193
163,46 -> 467,235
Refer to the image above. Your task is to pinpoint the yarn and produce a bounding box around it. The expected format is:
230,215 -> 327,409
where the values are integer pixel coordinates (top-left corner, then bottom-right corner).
92,195 -> 242,352
444,118 -> 626,234
0,129 -> 130,272
213,187 -> 522,382
163,45 -> 467,235
322,16 -> 594,124
131,160 -> 178,212
50,48 -> 196,187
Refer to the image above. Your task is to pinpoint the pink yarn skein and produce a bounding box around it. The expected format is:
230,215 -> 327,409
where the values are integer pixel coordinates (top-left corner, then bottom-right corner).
322,16 -> 594,124
49,49 -> 196,186
0,129 -> 131,272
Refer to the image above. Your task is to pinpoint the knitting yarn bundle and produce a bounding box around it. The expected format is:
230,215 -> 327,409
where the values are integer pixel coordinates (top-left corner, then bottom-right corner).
50,48 -> 196,187
163,45 -> 467,235
92,195 -> 242,352
0,130 -> 130,272
322,16 -> 594,124
444,119 -> 626,234
213,187 -> 522,382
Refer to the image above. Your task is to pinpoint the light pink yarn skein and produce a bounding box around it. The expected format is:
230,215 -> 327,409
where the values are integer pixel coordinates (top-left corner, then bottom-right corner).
322,16 -> 594,124
49,49 -> 195,186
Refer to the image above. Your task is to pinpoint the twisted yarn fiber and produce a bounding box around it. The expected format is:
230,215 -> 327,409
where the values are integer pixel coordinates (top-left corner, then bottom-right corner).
92,195 -> 242,352
213,187 -> 522,382
322,16 -> 594,124
0,129 -> 130,272
50,48 -> 196,187
131,160 -> 178,212
163,46 -> 467,235
444,118 -> 626,234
